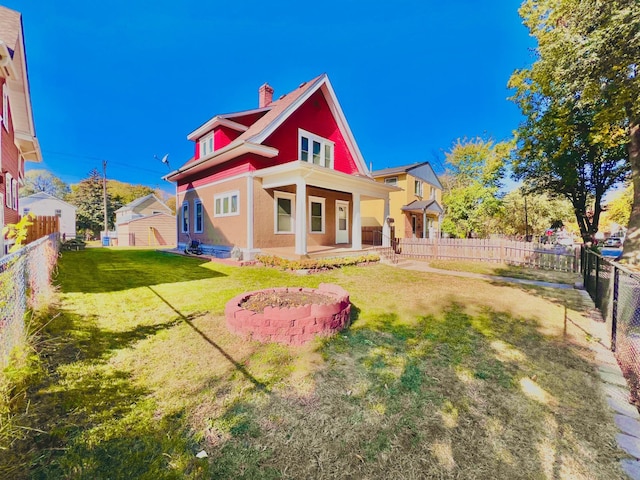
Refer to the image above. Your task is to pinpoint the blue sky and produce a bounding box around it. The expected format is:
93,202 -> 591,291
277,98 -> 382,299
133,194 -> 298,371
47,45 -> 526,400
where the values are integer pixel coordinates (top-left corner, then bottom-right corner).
7,0 -> 534,194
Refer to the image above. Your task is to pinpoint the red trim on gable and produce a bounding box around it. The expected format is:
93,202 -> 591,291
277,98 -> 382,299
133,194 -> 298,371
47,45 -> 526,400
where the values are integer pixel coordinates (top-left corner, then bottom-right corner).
214,125 -> 240,151
176,154 -> 275,193
262,89 -> 359,174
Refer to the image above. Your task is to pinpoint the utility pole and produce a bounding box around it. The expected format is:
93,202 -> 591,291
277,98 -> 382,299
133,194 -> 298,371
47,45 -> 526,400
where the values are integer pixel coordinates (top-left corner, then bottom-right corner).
102,160 -> 108,242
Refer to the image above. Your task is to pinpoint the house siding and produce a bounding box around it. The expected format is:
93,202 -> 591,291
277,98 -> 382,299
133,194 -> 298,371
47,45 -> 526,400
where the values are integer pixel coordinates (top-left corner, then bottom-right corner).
20,196 -> 76,237
263,89 -> 359,174
118,214 -> 175,247
177,176 -> 247,248
360,171 -> 442,239
1,77 -> 21,226
253,183 -> 352,248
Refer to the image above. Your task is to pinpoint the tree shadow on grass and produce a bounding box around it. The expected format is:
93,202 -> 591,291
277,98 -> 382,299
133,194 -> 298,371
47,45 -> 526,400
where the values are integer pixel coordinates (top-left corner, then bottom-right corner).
196,302 -> 622,479
58,249 -> 226,293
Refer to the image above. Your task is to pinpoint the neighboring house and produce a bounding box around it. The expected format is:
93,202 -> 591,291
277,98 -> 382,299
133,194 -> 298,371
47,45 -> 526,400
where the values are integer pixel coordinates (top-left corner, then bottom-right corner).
361,162 -> 444,239
115,194 -> 175,247
20,192 -> 76,238
0,6 -> 41,254
165,74 -> 397,259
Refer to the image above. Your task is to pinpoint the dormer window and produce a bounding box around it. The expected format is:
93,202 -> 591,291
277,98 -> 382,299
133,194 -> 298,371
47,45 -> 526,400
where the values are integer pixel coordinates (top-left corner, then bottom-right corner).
199,132 -> 214,158
299,129 -> 333,168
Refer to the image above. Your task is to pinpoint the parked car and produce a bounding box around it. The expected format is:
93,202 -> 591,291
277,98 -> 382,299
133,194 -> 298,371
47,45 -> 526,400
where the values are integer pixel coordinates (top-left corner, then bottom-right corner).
604,237 -> 623,248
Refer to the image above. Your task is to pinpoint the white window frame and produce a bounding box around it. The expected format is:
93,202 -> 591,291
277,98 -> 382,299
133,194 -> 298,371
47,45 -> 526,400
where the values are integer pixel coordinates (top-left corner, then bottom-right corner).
214,190 -> 240,217
308,196 -> 325,234
194,200 -> 203,233
199,132 -> 214,158
274,191 -> 295,234
298,129 -> 334,169
414,180 -> 423,197
181,201 -> 189,233
430,186 -> 436,200
5,173 -> 12,208
2,84 -> 8,130
384,176 -> 398,186
11,178 -> 17,210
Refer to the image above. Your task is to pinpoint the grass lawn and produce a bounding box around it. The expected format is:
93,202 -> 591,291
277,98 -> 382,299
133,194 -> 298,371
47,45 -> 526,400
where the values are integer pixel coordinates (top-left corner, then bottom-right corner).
0,249 -> 624,479
426,259 -> 580,285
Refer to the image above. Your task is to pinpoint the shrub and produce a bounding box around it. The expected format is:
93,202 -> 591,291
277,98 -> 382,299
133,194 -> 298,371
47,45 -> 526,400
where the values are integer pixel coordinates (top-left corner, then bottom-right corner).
255,254 -> 380,271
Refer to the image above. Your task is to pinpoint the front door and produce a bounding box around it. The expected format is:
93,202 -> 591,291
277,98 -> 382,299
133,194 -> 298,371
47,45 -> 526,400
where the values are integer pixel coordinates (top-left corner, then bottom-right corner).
336,200 -> 349,244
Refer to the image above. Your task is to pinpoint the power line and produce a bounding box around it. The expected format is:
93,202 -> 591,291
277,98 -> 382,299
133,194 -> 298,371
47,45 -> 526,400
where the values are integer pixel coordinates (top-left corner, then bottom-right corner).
42,149 -> 170,176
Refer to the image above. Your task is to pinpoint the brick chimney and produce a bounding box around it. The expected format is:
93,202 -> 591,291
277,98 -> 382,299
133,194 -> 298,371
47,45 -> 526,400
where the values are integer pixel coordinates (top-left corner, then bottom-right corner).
258,83 -> 274,108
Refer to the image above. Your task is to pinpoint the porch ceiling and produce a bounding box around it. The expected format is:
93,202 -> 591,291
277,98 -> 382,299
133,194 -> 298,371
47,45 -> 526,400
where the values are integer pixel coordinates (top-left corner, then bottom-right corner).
257,161 -> 399,199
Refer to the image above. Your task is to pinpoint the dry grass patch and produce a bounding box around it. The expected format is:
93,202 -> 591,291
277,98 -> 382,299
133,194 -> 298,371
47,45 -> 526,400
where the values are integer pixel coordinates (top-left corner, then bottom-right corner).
0,249 -> 625,479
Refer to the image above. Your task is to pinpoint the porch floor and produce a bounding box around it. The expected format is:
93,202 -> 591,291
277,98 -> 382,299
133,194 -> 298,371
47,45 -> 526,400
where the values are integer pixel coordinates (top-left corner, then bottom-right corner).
259,244 -> 379,260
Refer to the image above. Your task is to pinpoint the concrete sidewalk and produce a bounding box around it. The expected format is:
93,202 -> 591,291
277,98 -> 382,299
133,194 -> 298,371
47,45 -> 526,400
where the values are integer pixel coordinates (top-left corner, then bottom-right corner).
392,260 -> 575,289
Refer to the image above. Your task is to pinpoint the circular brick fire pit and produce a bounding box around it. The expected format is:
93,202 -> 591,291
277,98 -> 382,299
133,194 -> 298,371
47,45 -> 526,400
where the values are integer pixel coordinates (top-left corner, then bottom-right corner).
224,283 -> 351,345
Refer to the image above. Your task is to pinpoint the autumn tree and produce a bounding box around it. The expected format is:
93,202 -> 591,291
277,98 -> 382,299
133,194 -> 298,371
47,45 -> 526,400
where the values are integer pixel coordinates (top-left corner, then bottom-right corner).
441,138 -> 511,238
499,189 -> 577,238
509,0 -> 640,246
512,0 -> 640,257
602,183 -> 633,231
66,169 -> 118,237
107,180 -> 155,209
20,169 -> 70,199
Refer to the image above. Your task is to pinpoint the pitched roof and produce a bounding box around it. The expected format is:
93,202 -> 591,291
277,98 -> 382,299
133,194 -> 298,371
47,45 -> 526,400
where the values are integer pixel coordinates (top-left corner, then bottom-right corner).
115,194 -> 170,213
167,74 -> 369,181
401,199 -> 443,214
0,6 -> 21,55
21,191 -> 76,209
372,162 -> 430,178
372,161 -> 443,189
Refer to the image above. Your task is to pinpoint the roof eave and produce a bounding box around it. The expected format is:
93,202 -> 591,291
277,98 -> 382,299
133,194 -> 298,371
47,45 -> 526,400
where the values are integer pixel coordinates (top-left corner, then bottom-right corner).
165,141 -> 278,182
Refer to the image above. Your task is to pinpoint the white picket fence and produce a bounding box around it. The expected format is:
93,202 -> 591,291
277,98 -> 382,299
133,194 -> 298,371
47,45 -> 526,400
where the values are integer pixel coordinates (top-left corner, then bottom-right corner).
398,238 -> 581,272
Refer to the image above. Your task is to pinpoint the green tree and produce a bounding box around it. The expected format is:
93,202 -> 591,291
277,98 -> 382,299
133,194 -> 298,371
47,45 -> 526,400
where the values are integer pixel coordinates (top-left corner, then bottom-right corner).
66,169 -> 118,238
603,183 -> 633,230
512,0 -> 640,256
19,169 -> 70,199
499,189 -> 577,238
441,138 -> 511,238
509,0 -> 633,244
107,180 -> 155,210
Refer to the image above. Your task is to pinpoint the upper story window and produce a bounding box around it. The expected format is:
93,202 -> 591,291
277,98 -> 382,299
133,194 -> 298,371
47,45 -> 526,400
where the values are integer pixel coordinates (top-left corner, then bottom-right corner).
414,180 -> 423,197
384,177 -> 398,186
430,186 -> 436,200
181,202 -> 189,233
299,129 -> 333,168
214,191 -> 239,217
199,132 -> 214,158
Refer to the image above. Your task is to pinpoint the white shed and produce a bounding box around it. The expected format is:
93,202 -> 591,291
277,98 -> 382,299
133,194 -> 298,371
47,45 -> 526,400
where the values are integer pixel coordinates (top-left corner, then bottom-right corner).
20,192 -> 76,238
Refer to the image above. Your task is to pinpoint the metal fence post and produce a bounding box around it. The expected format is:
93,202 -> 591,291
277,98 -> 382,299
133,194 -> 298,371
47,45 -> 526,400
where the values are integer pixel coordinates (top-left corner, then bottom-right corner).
595,254 -> 600,307
611,267 -> 619,352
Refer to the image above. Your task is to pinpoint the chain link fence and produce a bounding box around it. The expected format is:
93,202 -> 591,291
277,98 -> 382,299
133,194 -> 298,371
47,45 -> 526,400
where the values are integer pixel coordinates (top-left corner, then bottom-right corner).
583,248 -> 640,403
0,233 -> 59,368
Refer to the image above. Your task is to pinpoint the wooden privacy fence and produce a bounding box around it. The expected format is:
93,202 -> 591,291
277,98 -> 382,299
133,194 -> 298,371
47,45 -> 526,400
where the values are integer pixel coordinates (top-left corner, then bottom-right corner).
24,216 -> 59,245
398,237 -> 581,272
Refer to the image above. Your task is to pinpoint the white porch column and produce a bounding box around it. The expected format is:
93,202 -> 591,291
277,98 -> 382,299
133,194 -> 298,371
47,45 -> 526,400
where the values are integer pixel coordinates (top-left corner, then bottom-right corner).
352,192 -> 362,250
382,197 -> 391,247
295,179 -> 307,255
246,175 -> 254,252
422,210 -> 427,238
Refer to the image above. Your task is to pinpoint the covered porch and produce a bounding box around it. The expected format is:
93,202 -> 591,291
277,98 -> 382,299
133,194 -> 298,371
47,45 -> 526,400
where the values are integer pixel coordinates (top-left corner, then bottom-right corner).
255,161 -> 398,256
401,199 -> 444,239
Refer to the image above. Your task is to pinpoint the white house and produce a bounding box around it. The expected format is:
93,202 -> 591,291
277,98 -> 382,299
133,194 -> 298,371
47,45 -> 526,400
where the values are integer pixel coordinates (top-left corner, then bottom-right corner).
21,192 -> 76,238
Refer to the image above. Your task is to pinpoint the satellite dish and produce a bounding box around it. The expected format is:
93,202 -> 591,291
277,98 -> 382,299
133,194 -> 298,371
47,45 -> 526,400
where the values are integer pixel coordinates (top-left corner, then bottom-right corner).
155,154 -> 170,169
